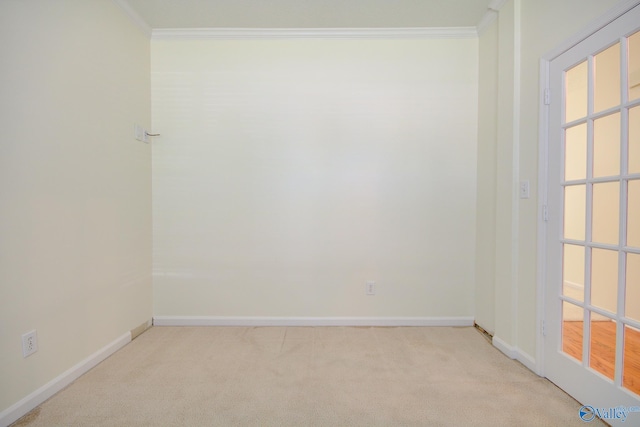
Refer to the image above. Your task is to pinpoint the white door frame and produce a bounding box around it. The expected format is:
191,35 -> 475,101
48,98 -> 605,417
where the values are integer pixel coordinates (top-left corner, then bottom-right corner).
536,0 -> 640,378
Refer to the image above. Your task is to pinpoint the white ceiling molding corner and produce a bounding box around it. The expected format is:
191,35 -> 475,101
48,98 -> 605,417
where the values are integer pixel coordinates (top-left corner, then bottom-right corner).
476,10 -> 498,36
112,0 -> 152,37
151,27 -> 478,40
476,0 -> 508,37
488,0 -> 509,12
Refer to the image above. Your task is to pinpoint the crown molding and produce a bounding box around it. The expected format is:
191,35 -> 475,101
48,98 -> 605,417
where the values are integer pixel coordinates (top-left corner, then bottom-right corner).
488,0 -> 509,12
476,10 -> 499,36
152,27 -> 478,40
112,0 -> 152,37
476,0 -> 509,36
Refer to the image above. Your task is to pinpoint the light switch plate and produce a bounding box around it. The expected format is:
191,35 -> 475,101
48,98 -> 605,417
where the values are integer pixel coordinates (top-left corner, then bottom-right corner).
134,124 -> 145,142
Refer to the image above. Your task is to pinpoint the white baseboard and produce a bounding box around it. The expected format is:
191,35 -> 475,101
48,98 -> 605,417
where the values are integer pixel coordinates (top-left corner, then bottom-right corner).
563,280 -> 584,291
0,332 -> 131,427
515,349 -> 538,374
492,335 -> 517,358
492,335 -> 540,375
153,316 -> 475,327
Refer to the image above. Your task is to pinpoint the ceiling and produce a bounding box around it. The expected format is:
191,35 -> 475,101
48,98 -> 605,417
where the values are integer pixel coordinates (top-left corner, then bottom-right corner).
123,0 -> 495,29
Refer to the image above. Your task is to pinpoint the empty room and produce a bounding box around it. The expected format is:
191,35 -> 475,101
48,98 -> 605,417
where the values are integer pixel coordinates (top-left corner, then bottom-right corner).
1,0 -> 639,425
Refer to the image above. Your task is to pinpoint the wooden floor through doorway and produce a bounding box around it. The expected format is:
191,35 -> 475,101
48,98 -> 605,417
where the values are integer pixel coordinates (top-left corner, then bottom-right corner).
563,320 -> 640,396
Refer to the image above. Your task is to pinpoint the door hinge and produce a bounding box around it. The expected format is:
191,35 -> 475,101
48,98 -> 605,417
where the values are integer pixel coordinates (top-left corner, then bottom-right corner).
544,88 -> 551,105
542,319 -> 546,336
543,205 -> 549,222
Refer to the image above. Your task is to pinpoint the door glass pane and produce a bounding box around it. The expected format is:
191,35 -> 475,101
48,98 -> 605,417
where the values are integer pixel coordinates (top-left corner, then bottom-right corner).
589,315 -> 616,380
564,185 -> 586,240
592,182 -> 619,245
629,31 -> 640,101
565,124 -> 587,181
563,301 -> 583,362
563,244 -> 585,302
627,253 -> 640,322
593,113 -> 620,177
594,43 -> 621,113
591,248 -> 618,314
629,180 -> 640,248
566,61 -> 588,122
630,106 -> 640,174
623,324 -> 640,396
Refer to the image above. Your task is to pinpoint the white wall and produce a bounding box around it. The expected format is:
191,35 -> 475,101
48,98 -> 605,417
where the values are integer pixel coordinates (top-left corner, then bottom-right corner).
494,0 -> 520,351
152,37 -> 478,319
475,21 -> 499,334
0,0 -> 632,421
0,0 -> 151,417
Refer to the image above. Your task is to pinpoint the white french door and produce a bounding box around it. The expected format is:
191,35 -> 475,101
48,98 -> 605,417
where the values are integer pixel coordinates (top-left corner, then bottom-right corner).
544,3 -> 640,423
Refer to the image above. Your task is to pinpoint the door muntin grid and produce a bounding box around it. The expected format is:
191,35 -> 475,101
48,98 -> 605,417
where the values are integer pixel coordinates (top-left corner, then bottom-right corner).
560,30 -> 640,394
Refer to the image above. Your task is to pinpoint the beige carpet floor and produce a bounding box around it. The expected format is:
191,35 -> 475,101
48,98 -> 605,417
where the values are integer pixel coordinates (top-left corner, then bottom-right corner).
12,326 -> 603,426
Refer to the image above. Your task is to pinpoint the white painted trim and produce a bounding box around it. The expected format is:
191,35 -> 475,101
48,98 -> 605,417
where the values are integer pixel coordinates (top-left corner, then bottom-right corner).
516,348 -> 538,373
152,316 -> 475,327
511,0 -> 522,356
488,0 -> 509,12
563,280 -> 584,291
493,335 -> 517,359
477,11 -> 498,37
151,27 -> 478,40
0,332 -> 131,427
541,0 -> 640,61
492,335 -> 539,374
477,0 -> 509,36
111,0 -> 152,37
536,57 -> 550,378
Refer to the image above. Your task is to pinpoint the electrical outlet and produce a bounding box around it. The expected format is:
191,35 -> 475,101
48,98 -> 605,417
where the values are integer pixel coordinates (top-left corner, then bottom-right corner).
22,330 -> 38,358
366,281 -> 376,296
